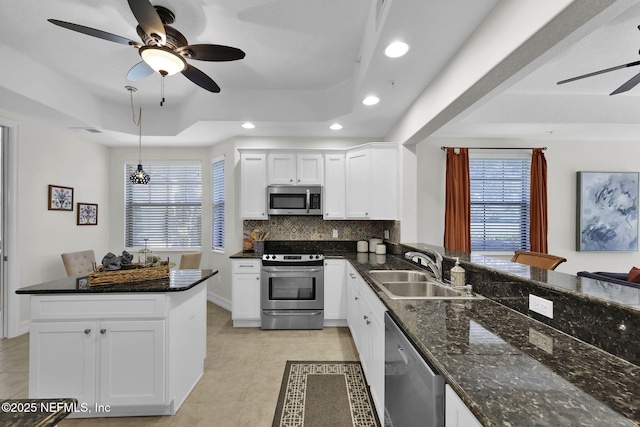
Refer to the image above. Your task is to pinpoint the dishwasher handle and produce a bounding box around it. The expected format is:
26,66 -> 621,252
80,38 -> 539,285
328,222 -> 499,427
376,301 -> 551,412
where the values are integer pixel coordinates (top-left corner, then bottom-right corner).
397,345 -> 409,365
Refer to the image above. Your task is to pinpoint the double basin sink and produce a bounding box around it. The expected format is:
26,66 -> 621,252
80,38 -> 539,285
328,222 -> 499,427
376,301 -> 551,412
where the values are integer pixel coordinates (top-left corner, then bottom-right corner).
367,270 -> 481,300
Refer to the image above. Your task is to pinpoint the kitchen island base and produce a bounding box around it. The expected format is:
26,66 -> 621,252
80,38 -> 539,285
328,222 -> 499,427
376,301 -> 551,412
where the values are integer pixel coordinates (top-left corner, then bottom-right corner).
23,275 -> 210,418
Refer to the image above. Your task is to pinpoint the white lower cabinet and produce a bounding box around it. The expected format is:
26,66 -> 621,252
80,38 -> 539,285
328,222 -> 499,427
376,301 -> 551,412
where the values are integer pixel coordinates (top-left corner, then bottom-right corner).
324,259 -> 347,323
232,259 -> 262,327
346,262 -> 386,423
445,384 -> 482,427
28,286 -> 206,417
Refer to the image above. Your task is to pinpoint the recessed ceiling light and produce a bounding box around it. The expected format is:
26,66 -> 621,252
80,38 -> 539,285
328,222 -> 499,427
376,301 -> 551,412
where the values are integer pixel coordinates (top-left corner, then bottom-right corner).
329,123 -> 343,130
384,41 -> 409,58
362,95 -> 380,106
241,122 -> 255,129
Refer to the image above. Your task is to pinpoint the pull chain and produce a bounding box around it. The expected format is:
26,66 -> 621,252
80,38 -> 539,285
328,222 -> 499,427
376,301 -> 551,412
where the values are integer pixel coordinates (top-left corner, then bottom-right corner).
160,72 -> 166,107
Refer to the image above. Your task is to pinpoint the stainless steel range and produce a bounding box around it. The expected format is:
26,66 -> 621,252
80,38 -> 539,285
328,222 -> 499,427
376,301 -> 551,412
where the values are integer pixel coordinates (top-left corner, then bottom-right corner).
260,251 -> 324,330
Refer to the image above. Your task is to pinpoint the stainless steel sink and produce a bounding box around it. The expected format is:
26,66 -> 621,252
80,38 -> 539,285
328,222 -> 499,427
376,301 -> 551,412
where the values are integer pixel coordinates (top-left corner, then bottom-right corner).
381,282 -> 462,298
368,270 -> 482,300
368,270 -> 432,283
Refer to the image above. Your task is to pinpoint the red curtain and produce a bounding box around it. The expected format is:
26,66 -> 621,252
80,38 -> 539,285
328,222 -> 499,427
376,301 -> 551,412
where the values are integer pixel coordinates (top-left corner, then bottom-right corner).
444,148 -> 471,252
530,148 -> 548,253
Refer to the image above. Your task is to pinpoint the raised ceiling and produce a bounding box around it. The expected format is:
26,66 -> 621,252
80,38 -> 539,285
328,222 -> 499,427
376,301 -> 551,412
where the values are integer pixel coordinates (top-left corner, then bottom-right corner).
0,1 -> 635,147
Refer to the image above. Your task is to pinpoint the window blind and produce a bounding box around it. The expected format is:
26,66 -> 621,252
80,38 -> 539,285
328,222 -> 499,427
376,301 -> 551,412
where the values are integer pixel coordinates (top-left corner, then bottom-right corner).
125,162 -> 202,249
212,157 -> 225,251
470,158 -> 530,252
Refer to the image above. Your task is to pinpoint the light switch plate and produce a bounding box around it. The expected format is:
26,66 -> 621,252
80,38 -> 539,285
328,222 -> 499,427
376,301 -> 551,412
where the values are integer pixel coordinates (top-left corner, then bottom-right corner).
384,229 -> 390,239
332,229 -> 338,238
529,294 -> 553,318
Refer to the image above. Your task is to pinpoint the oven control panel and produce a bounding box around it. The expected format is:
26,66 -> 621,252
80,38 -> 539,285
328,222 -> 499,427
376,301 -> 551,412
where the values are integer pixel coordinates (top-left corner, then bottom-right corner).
262,253 -> 324,262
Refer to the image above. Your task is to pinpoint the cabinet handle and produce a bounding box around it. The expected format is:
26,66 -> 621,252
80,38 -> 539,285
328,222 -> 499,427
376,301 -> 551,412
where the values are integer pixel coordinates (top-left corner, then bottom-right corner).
100,329 -> 107,335
354,296 -> 359,301
84,329 -> 91,334
239,264 -> 254,268
366,320 -> 371,325
256,277 -> 260,280
349,273 -> 356,279
363,315 -> 368,320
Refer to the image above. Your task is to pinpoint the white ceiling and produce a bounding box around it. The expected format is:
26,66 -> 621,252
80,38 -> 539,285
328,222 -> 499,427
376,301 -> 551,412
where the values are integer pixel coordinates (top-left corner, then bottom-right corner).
434,0 -> 640,142
0,1 -> 637,147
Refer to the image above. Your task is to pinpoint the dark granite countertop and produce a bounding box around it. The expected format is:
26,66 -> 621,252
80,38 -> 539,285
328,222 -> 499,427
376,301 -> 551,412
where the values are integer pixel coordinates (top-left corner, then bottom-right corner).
0,398 -> 77,426
15,269 -> 217,294
230,242 -> 639,426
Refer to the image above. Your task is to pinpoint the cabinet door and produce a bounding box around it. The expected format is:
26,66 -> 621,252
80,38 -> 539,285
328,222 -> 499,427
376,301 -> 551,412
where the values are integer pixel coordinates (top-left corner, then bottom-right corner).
29,321 -> 97,405
297,153 -> 324,185
445,384 -> 482,427
346,265 -> 361,349
324,260 -> 346,320
98,320 -> 166,406
268,153 -> 296,185
232,269 -> 261,320
369,145 -> 398,219
241,153 -> 268,219
345,148 -> 370,218
323,153 -> 345,219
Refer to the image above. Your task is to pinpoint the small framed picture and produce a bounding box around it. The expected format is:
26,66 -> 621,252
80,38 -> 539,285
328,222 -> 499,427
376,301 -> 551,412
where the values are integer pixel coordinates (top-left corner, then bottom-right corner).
48,185 -> 74,211
77,203 -> 98,225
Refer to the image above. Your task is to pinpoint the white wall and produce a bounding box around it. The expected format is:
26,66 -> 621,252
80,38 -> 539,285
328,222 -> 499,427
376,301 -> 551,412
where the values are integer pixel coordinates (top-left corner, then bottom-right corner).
0,109 -> 111,333
414,136 -> 640,275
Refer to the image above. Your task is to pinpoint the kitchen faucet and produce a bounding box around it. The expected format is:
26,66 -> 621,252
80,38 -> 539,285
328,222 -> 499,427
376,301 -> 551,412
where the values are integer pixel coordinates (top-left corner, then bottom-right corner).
405,249 -> 443,282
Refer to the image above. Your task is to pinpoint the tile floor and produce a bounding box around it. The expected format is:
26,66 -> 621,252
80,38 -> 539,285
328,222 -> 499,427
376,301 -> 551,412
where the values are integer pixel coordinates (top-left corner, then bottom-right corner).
0,302 -> 359,426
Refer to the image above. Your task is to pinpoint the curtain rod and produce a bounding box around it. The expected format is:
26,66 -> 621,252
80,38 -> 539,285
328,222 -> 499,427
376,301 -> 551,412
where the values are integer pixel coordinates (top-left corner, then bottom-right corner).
440,146 -> 547,151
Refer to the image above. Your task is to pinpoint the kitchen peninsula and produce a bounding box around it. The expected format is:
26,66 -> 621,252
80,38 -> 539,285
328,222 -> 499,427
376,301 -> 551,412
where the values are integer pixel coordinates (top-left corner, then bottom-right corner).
16,269 -> 216,418
232,240 -> 639,426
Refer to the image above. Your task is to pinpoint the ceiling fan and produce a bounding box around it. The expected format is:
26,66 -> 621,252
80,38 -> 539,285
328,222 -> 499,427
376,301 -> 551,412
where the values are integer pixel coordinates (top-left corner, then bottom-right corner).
557,47 -> 640,95
48,0 -> 245,93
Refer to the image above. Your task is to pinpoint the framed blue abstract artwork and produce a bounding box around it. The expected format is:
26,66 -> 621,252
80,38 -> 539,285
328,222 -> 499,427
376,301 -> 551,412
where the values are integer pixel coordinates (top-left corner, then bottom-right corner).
577,171 -> 639,251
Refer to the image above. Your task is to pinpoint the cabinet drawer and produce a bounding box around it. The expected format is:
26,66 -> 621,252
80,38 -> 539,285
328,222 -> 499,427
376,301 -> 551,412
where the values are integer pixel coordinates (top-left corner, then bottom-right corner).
31,294 -> 167,320
233,260 -> 261,273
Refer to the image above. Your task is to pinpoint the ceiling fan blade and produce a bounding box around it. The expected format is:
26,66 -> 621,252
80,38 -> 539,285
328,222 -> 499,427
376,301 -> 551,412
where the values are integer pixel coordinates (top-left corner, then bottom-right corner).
181,64 -> 221,93
127,61 -> 155,81
127,0 -> 166,45
610,71 -> 640,95
48,19 -> 140,46
557,60 -> 640,85
177,44 -> 246,61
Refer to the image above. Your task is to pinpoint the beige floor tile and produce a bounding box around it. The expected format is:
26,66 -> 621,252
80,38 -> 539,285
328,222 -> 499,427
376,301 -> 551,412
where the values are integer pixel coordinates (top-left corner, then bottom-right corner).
0,372 -> 28,398
167,402 -> 243,427
186,368 -> 255,404
236,399 -> 277,427
60,415 -> 171,426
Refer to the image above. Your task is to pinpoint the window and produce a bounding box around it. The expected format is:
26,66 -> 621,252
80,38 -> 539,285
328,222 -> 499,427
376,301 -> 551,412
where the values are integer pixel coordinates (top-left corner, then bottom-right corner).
470,156 -> 530,252
212,156 -> 225,251
125,161 -> 202,249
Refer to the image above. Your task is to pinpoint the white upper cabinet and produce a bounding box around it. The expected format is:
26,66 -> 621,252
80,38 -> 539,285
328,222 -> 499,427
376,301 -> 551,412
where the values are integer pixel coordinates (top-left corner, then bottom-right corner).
268,153 -> 323,185
240,152 -> 268,219
323,153 -> 346,219
345,143 -> 398,220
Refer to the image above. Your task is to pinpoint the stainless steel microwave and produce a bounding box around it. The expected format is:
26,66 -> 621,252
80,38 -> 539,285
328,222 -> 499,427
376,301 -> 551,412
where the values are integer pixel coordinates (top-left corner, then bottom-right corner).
267,185 -> 322,215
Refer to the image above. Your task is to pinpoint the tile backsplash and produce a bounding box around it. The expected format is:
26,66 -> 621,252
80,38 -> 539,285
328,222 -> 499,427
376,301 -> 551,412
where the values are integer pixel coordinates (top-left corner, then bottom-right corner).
243,217 -> 400,243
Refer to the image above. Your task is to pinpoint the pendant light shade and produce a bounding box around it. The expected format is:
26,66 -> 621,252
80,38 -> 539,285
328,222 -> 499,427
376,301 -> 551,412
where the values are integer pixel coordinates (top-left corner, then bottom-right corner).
130,164 -> 150,184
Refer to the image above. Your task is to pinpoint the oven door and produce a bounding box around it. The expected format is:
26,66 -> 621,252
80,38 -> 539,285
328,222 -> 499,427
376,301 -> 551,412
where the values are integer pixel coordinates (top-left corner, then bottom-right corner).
261,266 -> 324,310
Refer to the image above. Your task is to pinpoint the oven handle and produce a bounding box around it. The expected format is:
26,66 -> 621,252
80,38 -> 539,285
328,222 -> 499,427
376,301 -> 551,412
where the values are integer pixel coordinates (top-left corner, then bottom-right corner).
306,189 -> 310,214
262,267 -> 323,273
262,310 -> 323,316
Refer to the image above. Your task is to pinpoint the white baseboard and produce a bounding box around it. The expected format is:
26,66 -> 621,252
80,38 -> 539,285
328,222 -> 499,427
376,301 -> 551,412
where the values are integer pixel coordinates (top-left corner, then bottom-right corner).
207,292 -> 231,312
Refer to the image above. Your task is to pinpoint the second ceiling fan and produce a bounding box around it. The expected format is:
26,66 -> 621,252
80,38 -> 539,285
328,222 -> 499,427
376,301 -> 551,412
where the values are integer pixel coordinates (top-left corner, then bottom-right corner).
48,0 -> 245,93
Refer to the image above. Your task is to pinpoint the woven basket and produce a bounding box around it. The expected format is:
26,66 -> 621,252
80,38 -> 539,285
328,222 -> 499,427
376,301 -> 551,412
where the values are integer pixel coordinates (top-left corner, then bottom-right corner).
88,264 -> 170,286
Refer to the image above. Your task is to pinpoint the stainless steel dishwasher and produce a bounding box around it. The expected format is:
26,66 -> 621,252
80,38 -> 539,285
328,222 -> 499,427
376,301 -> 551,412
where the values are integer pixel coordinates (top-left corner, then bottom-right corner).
384,312 -> 444,427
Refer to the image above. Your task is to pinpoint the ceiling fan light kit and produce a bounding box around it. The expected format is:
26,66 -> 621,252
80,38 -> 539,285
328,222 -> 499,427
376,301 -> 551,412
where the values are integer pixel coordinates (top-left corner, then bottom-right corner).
139,46 -> 186,75
48,0 -> 245,93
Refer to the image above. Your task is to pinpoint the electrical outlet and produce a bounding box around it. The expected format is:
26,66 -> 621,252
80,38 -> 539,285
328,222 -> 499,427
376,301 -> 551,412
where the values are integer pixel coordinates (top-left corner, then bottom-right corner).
384,229 -> 390,239
529,294 -> 553,318
529,328 -> 553,354
332,229 -> 338,238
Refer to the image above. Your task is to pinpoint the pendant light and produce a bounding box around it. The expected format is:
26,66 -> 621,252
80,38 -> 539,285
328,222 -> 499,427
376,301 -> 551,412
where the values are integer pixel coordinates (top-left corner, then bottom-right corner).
126,86 -> 150,185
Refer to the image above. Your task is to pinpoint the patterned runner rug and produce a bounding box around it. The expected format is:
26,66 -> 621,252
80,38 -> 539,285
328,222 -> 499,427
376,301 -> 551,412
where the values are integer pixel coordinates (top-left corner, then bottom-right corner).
272,361 -> 380,427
